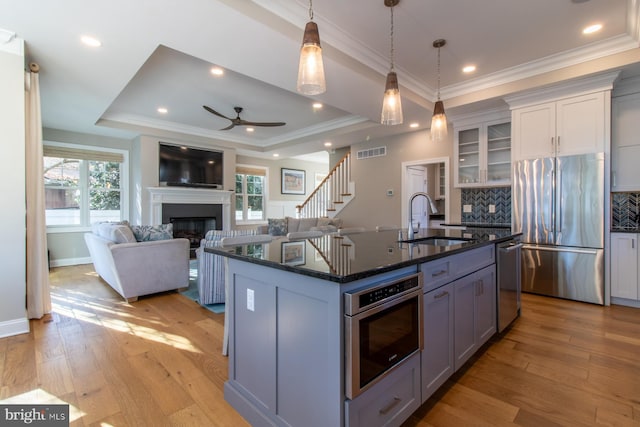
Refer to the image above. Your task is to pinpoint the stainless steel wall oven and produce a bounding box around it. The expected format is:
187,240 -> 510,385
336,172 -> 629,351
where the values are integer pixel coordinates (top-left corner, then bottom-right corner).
344,272 -> 423,399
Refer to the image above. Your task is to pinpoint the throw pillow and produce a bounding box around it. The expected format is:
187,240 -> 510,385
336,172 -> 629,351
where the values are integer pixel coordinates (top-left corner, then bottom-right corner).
130,224 -> 174,242
286,217 -> 300,233
107,224 -> 136,244
267,218 -> 287,236
92,220 -> 130,235
298,217 -> 317,232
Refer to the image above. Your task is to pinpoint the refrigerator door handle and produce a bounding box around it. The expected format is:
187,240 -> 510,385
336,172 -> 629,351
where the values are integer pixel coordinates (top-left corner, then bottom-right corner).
558,169 -> 562,234
522,244 -> 598,255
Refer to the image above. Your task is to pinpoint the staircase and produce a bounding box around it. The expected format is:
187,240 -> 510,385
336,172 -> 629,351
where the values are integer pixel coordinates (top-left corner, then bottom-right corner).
296,151 -> 354,219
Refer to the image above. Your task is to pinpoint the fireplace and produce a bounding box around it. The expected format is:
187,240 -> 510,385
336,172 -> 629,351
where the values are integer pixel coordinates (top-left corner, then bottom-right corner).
162,203 -> 222,255
147,187 -> 232,231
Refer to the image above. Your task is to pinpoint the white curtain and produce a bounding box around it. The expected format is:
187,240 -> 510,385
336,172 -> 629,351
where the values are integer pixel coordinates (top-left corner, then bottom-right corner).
25,63 -> 51,319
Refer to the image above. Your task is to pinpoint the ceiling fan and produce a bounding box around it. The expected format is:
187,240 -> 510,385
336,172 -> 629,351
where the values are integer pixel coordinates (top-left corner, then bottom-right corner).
203,105 -> 286,130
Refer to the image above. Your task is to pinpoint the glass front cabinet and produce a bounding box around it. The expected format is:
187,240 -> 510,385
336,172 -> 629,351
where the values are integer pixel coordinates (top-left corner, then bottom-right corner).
454,112 -> 511,188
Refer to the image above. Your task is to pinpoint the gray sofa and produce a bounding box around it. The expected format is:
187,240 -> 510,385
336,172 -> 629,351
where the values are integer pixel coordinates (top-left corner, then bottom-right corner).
84,222 -> 190,302
259,216 -> 343,236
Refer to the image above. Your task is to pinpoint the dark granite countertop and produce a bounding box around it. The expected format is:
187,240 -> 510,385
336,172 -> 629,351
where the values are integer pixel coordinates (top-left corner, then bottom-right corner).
611,228 -> 640,233
440,222 -> 511,229
205,228 -> 521,283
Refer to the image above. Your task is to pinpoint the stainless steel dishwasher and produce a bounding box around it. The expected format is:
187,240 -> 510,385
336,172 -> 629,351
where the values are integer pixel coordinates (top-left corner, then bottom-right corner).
497,239 -> 523,332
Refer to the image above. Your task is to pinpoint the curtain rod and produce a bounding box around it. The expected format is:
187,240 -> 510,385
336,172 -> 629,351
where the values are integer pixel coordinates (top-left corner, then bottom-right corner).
29,62 -> 39,73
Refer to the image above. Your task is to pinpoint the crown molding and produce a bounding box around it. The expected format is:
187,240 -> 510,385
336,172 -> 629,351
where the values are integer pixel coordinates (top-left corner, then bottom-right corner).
98,112 -> 370,148
442,35 -> 637,100
503,70 -> 620,109
260,115 -> 371,145
0,30 -> 22,56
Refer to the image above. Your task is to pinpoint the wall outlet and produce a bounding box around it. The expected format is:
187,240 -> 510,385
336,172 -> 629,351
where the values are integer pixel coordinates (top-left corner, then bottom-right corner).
463,204 -> 472,213
247,288 -> 255,312
386,189 -> 393,196
489,204 -> 496,213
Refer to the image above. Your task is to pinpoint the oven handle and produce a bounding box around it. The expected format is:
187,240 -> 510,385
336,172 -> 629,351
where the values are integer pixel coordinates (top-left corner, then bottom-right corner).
345,288 -> 422,322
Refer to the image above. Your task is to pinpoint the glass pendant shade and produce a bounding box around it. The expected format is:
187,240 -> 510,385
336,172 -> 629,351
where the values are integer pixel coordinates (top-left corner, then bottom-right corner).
381,71 -> 403,125
297,21 -> 326,95
430,100 -> 448,142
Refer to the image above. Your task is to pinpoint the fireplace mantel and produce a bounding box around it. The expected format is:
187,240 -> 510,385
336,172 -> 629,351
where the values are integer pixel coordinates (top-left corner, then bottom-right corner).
148,187 -> 232,230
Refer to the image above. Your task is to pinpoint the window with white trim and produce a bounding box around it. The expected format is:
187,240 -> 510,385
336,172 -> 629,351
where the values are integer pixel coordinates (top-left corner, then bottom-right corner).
43,144 -> 128,227
235,165 -> 267,222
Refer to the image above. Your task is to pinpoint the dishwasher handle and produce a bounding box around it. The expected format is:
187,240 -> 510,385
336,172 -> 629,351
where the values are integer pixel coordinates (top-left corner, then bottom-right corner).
499,242 -> 523,253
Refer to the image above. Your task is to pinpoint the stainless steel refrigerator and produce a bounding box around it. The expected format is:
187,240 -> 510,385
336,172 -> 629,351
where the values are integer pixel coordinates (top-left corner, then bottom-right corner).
513,152 -> 605,305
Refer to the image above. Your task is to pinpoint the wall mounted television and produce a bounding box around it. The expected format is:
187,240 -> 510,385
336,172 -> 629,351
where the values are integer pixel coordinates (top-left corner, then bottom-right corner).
159,143 -> 223,189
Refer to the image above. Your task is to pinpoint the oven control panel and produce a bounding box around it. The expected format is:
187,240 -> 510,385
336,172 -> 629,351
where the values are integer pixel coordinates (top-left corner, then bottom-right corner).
344,272 -> 423,315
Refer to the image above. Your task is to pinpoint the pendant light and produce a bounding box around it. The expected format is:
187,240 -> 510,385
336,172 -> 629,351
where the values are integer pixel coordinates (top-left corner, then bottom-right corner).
431,39 -> 448,142
297,0 -> 326,95
381,0 -> 403,125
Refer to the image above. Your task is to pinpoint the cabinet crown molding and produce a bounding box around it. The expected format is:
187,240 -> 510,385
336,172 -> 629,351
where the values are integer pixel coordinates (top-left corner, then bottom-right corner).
504,71 -> 620,110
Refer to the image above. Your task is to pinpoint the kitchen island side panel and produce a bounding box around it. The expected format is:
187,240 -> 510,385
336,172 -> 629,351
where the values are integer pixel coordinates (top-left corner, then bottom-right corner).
225,259 -> 344,427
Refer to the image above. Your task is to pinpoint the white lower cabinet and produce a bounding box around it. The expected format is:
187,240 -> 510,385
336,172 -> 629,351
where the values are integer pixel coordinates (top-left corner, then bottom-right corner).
421,253 -> 497,402
610,233 -> 639,303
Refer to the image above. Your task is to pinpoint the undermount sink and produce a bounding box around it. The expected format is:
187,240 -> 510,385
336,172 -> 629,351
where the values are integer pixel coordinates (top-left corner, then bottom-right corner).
400,236 -> 475,246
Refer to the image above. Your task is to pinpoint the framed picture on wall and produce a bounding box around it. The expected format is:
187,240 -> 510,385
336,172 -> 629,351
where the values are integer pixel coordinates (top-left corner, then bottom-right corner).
281,168 -> 306,195
282,241 -> 306,266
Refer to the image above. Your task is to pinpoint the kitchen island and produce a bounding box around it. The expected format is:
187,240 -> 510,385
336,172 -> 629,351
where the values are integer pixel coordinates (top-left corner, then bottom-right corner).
205,228 -> 520,427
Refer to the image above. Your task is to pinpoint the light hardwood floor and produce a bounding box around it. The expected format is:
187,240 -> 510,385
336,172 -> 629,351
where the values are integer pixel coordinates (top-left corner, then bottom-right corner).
1,264 -> 639,426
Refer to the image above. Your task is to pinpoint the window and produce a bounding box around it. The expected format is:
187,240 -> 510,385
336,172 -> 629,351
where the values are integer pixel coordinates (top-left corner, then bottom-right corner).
235,166 -> 267,222
43,143 -> 127,228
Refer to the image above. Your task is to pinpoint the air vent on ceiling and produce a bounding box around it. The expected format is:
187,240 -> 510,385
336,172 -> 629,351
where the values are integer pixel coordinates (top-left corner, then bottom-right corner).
356,146 -> 387,160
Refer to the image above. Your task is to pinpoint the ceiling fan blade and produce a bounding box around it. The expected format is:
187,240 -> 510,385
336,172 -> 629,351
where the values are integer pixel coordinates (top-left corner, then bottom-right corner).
239,120 -> 286,127
203,105 -> 232,121
219,123 -> 236,131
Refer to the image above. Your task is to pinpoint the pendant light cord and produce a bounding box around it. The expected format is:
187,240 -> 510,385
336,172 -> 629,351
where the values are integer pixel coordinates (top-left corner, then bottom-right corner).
436,46 -> 441,101
389,5 -> 395,71
309,0 -> 314,20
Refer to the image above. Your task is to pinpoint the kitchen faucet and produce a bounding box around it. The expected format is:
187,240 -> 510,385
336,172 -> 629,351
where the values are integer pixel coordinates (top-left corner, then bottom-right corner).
407,192 -> 437,241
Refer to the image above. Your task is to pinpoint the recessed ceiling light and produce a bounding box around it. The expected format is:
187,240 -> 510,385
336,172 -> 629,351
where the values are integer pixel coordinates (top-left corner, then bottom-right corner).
583,24 -> 602,34
273,153 -> 279,157
80,35 -> 101,47
324,141 -> 332,147
462,65 -> 476,73
409,122 -> 419,128
313,102 -> 323,109
157,107 -> 168,114
246,127 -> 255,133
210,67 -> 224,76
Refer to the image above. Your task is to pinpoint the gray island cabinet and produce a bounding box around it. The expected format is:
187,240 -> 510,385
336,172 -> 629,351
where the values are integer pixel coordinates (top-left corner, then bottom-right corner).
207,229 -> 518,427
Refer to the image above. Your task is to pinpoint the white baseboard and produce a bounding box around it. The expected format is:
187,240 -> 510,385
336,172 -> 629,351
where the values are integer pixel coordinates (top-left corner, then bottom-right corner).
50,257 -> 92,268
0,317 -> 30,338
611,297 -> 640,309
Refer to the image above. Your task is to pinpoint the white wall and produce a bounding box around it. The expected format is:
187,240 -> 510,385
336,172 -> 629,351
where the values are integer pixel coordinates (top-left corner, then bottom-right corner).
0,38 -> 28,337
133,135 -> 238,225
337,127 -> 461,230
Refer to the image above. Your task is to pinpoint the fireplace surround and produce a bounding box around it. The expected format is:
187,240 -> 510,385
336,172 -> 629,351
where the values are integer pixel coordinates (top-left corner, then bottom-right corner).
148,187 -> 232,231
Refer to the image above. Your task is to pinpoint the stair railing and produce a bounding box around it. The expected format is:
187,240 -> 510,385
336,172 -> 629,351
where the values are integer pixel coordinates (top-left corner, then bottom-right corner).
297,151 -> 351,218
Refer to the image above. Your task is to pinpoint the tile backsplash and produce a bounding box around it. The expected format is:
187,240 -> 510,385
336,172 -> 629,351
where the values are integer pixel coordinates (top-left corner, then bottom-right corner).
461,187 -> 511,226
611,192 -> 640,231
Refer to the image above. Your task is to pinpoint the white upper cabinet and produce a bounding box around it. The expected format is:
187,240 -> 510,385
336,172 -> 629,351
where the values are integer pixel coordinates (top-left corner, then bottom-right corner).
612,90 -> 640,191
453,111 -> 511,188
506,72 -> 617,162
512,92 -> 606,160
